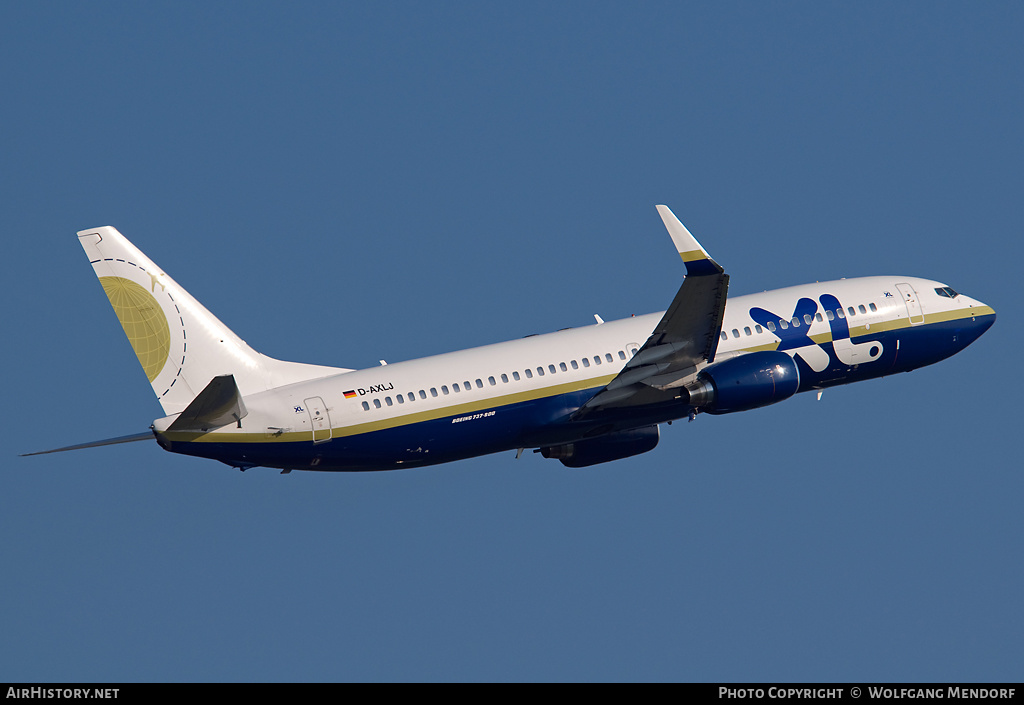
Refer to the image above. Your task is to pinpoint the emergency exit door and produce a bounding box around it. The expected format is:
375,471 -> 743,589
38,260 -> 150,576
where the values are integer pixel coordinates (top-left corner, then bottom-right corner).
304,396 -> 332,444
895,283 -> 924,325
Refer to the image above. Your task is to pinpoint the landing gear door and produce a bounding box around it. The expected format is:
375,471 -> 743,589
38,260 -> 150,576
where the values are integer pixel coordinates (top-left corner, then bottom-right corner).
896,283 -> 925,325
304,396 -> 332,444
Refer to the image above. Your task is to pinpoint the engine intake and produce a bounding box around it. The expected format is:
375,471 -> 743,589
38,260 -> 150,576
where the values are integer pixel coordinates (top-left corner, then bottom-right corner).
684,351 -> 800,415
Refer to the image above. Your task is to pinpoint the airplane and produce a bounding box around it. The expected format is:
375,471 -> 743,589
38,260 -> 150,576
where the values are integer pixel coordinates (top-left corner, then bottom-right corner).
24,206 -> 995,471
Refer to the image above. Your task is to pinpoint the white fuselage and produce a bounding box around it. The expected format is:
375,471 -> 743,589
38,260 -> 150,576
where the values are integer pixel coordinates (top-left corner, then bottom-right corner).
152,275 -> 994,471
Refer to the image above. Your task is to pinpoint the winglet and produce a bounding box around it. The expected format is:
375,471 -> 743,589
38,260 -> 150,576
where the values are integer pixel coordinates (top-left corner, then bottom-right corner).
656,205 -> 723,276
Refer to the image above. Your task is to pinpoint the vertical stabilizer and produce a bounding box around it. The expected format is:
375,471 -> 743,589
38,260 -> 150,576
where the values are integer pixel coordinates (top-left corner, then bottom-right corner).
78,226 -> 349,415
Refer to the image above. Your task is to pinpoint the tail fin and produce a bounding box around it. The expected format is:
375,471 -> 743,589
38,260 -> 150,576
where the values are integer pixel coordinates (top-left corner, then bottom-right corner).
79,226 -> 350,415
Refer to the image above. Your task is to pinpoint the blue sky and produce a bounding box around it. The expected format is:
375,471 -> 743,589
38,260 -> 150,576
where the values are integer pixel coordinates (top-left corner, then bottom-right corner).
3,2 -> 1022,681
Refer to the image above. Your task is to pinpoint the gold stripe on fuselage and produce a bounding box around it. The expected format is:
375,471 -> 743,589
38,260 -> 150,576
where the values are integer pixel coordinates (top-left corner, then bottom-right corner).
161,306 -> 995,445
162,373 -> 619,444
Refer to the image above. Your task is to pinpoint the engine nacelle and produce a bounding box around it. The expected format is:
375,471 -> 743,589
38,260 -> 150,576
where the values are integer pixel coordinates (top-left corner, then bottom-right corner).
684,351 -> 800,415
540,425 -> 660,468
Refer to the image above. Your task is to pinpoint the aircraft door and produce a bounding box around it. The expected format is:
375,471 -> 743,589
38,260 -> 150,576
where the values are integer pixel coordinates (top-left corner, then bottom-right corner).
895,283 -> 924,325
304,396 -> 333,444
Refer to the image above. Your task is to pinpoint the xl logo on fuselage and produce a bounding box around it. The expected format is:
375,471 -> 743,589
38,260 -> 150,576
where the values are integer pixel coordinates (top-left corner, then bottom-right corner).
748,294 -> 882,372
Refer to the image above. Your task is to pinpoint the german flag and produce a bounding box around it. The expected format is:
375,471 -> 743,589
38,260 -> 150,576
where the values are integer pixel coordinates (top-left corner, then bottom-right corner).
343,390 -> 357,399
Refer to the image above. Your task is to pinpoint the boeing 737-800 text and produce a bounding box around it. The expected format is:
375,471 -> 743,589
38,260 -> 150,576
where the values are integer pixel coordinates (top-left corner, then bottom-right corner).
25,206 -> 995,471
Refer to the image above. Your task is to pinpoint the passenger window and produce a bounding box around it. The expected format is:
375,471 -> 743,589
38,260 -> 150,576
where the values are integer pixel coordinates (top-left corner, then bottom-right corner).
537,367 -> 545,376
755,324 -> 763,334
419,390 -> 427,400
386,397 -> 394,406
581,358 -> 590,368
836,308 -> 845,319
618,351 -> 627,360
780,320 -> 789,330
605,353 -> 614,363
430,388 -> 438,397
373,399 -> 382,409
407,393 -> 415,402
744,327 -> 752,336
594,356 -> 602,365
869,303 -> 877,312
453,383 -> 461,392
362,401 -> 370,411
559,362 -> 567,372
791,318 -> 800,328
848,307 -> 856,316
488,376 -> 496,386
464,380 -> 471,390
549,365 -> 557,374
571,360 -> 578,370
767,321 -> 776,332
826,310 -> 835,321
501,373 -> 509,383
476,379 -> 483,389
525,369 -> 533,379
815,313 -> 823,322
721,331 -> 728,341
858,305 -> 867,314
732,329 -> 740,338
512,371 -> 520,381
805,314 -> 813,325
397,395 -> 404,404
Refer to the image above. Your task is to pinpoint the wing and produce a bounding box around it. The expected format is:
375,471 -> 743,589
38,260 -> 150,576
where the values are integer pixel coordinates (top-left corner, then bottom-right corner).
573,206 -> 729,417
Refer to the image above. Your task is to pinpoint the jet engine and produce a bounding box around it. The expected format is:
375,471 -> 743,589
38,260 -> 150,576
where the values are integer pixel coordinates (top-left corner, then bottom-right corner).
540,425 -> 660,468
683,351 -> 800,415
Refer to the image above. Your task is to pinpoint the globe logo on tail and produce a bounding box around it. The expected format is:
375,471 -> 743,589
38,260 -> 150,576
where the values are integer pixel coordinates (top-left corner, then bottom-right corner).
99,276 -> 171,382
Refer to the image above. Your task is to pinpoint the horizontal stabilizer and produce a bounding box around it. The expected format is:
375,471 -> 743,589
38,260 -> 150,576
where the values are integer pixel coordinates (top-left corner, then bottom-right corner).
21,431 -> 155,457
167,374 -> 247,432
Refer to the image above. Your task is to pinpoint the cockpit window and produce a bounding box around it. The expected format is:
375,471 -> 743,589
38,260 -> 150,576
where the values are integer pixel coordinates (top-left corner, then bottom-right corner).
935,286 -> 960,298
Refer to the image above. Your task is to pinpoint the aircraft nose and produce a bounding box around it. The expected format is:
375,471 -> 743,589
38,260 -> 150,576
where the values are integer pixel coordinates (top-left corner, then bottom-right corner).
979,306 -> 996,331
960,296 -> 996,343
969,296 -> 995,323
